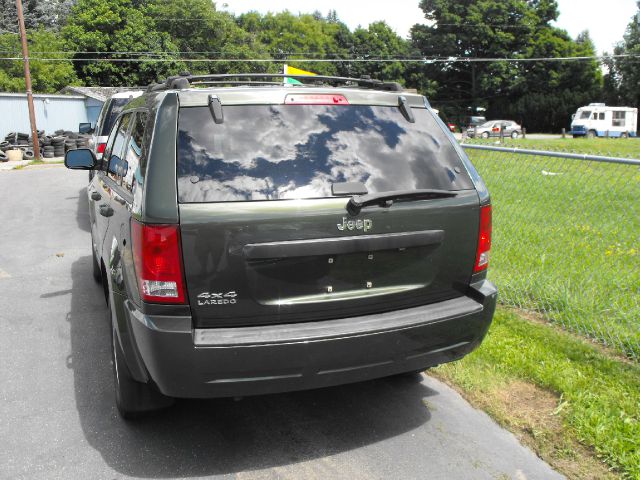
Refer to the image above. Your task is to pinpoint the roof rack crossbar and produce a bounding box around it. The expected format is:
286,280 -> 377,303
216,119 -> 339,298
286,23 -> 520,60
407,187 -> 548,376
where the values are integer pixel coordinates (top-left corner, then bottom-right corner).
191,81 -> 286,86
148,73 -> 403,92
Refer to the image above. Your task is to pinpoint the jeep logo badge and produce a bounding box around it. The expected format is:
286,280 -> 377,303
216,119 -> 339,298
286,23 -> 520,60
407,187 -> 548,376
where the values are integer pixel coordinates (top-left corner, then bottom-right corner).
337,217 -> 372,232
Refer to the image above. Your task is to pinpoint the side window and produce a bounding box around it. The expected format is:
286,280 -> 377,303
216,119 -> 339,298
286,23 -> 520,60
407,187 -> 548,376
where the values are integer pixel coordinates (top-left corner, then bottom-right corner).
612,111 -> 625,127
592,112 -> 598,120
598,112 -> 605,120
122,112 -> 148,194
106,113 -> 132,185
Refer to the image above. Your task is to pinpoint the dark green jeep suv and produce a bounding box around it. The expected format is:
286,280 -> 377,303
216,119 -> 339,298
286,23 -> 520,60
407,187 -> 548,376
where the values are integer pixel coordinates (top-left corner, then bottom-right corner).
65,73 -> 497,418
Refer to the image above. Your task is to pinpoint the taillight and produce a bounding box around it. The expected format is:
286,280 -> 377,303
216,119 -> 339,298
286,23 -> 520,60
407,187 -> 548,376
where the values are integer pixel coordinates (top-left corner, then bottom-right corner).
131,220 -> 187,304
96,143 -> 107,154
474,205 -> 492,272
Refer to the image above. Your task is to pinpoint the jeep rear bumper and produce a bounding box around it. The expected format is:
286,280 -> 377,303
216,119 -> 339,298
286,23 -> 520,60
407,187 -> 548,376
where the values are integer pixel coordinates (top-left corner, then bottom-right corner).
126,280 -> 497,398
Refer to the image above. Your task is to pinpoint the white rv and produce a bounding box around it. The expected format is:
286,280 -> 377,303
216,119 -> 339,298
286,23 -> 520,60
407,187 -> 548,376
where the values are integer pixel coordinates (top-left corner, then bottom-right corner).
570,103 -> 638,138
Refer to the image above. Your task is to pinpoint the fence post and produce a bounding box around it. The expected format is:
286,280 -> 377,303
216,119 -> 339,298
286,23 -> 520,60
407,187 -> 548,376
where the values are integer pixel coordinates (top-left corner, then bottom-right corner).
562,128 -> 566,139
522,127 -> 526,139
500,124 -> 504,143
606,130 -> 609,138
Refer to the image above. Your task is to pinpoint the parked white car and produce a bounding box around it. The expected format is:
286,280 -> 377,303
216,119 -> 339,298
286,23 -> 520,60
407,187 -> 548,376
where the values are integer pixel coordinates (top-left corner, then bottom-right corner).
471,120 -> 522,139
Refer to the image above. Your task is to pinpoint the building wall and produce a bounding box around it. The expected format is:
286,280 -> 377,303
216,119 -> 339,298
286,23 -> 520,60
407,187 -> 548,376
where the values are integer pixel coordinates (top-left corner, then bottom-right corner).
0,94 -> 104,138
85,97 -> 104,126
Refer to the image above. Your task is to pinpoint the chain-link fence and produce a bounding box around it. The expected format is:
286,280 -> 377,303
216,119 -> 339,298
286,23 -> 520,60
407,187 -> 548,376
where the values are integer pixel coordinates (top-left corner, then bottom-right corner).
463,144 -> 640,361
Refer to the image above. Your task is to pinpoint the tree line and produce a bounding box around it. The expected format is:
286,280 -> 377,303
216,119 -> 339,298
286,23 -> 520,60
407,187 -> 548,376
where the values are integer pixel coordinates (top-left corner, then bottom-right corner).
0,0 -> 638,132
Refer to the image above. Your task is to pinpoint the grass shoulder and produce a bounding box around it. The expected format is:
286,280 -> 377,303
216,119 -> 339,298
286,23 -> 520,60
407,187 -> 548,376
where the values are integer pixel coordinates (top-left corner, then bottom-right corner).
12,159 -> 64,170
432,308 -> 640,479
464,137 -> 640,158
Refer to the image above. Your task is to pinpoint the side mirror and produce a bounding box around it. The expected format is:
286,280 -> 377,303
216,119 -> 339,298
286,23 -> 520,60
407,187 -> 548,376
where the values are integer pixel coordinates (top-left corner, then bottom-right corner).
78,122 -> 93,134
65,149 -> 97,170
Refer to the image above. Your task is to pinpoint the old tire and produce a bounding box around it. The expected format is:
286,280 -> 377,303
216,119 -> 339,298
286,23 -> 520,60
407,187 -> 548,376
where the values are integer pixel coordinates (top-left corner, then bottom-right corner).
110,305 -> 174,419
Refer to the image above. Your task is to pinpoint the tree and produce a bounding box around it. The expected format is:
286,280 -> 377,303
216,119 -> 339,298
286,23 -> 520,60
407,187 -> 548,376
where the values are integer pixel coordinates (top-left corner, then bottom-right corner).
62,0 -> 184,86
409,0 -> 603,131
1,0 -> 74,31
236,11 -> 353,76
606,3 -> 640,109
346,21 -> 411,83
145,0 -> 271,75
0,29 -> 80,92
489,29 -> 602,131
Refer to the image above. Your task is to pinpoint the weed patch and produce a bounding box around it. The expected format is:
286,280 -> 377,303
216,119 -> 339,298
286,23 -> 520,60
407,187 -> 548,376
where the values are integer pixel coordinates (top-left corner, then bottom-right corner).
434,309 -> 640,479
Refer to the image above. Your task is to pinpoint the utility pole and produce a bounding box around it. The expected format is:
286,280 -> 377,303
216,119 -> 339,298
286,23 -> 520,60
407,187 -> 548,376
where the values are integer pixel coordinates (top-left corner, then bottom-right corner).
15,0 -> 40,161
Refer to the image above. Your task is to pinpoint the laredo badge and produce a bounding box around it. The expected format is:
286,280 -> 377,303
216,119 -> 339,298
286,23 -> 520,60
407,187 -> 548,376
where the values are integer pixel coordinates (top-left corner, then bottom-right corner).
197,291 -> 237,306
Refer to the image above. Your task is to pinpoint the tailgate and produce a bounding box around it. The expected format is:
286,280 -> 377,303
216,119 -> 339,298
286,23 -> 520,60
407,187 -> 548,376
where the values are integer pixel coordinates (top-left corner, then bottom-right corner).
180,191 -> 479,328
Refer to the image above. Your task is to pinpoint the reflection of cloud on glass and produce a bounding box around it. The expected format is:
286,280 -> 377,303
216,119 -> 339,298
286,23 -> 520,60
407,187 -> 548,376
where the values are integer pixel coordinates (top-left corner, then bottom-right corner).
278,173 -> 333,199
177,105 -> 473,203
178,176 -> 274,202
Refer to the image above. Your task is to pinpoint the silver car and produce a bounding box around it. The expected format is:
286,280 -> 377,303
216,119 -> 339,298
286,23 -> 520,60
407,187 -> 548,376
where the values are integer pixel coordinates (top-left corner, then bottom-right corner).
472,120 -> 522,139
90,91 -> 143,159
88,91 -> 143,180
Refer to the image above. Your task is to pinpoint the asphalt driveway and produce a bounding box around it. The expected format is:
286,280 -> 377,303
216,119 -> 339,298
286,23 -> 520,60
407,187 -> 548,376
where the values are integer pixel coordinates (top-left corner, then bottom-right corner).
0,167 -> 563,480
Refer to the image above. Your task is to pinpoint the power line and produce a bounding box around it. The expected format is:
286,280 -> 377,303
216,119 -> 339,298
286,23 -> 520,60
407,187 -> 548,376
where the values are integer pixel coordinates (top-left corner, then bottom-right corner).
0,54 -> 638,63
425,23 -> 537,29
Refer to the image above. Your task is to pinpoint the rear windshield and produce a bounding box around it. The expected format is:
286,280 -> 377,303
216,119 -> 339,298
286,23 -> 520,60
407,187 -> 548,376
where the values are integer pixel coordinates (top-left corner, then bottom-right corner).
177,105 -> 473,203
100,98 -> 133,136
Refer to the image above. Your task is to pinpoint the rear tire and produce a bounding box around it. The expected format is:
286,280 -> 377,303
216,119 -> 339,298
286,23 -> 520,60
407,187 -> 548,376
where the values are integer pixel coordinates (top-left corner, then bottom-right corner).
621,132 -> 629,139
481,132 -> 490,139
586,130 -> 596,139
110,304 -> 174,419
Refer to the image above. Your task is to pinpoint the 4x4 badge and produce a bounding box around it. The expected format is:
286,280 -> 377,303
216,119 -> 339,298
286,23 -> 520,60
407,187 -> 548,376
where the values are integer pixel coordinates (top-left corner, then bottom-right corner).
197,291 -> 237,306
337,217 -> 372,232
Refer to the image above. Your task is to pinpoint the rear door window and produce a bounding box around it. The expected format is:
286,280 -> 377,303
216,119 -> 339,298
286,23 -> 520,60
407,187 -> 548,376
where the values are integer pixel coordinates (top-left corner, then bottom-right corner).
100,98 -> 133,137
106,114 -> 132,185
121,112 -> 147,194
177,105 -> 473,203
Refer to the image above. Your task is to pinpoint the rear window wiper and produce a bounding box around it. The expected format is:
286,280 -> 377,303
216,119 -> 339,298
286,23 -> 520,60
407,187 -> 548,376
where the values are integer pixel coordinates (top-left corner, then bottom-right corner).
346,189 -> 457,216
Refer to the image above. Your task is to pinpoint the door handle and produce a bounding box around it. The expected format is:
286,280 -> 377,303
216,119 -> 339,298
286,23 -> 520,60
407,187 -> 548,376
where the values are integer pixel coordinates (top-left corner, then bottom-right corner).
91,192 -> 101,201
99,205 -> 114,217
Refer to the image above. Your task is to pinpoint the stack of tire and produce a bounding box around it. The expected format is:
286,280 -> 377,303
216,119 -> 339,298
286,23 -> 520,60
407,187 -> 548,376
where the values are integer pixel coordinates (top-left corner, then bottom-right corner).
2,129 -> 89,160
0,138 -> 11,162
4,132 -> 30,145
51,136 -> 66,157
41,136 -> 55,158
76,135 -> 90,149
19,146 -> 35,160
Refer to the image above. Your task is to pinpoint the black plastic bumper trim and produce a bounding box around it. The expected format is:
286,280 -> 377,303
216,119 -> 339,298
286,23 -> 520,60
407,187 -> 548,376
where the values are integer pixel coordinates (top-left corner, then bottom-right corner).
194,295 -> 481,347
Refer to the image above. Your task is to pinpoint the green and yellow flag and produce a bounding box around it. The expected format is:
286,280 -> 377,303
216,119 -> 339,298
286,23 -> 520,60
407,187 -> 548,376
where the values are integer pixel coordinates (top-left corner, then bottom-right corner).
284,64 -> 317,84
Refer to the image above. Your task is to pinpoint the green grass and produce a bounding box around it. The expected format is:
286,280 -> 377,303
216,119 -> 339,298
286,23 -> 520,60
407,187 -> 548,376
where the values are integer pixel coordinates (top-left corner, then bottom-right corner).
434,309 -> 640,478
12,159 -> 64,170
465,137 -> 640,158
465,147 -> 640,359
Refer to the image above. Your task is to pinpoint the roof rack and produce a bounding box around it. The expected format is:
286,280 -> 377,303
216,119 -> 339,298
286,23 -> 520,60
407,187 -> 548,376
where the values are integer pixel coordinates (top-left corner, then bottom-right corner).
147,73 -> 404,92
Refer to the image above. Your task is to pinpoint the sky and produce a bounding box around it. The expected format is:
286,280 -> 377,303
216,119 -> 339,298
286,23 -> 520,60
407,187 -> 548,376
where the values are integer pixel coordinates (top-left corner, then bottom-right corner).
221,0 -> 638,54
